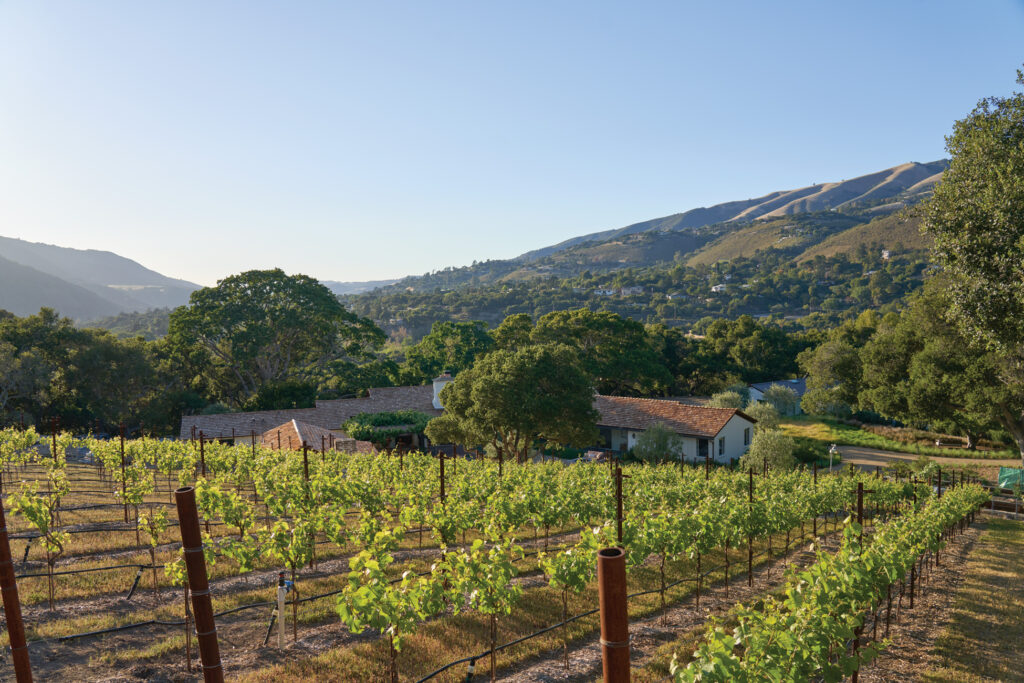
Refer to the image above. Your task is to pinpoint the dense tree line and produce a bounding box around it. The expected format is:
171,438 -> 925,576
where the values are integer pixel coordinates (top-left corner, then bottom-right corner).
0,283 -> 813,434
345,247 -> 930,341
797,68 -> 1024,465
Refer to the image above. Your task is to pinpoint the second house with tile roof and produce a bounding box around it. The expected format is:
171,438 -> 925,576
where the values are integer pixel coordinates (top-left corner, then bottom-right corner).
594,395 -> 756,464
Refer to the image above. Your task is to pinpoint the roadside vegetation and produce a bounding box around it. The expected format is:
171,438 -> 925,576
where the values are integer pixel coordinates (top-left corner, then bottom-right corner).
781,416 -> 1018,461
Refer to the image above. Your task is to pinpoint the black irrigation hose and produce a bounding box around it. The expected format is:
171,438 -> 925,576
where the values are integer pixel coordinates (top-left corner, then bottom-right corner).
22,509 -> 859,654
48,599 -> 279,643
9,518 -> 235,540
16,563 -> 156,579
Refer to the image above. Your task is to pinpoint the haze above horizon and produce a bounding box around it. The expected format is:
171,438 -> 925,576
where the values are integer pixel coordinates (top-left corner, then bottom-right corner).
2,1 -> 1022,286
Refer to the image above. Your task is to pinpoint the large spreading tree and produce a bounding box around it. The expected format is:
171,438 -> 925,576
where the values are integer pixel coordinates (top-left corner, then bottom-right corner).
858,282 -> 1010,448
424,343 -> 598,463
399,320 -> 493,383
168,269 -> 386,407
530,309 -> 671,395
925,69 -> 1024,464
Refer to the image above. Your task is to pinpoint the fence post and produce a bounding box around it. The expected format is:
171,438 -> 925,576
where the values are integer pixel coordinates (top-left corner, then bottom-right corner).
0,490 -> 32,682
597,547 -> 630,682
175,486 -> 224,683
748,468 -> 754,587
120,423 -> 128,522
440,448 -> 446,504
813,462 -> 818,538
615,466 -> 624,546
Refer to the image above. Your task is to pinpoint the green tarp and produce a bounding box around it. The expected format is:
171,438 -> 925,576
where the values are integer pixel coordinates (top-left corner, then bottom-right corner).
998,467 -> 1024,490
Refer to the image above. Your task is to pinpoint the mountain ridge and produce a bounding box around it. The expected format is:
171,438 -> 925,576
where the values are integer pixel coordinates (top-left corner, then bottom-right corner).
519,160 -> 946,262
0,236 -> 200,321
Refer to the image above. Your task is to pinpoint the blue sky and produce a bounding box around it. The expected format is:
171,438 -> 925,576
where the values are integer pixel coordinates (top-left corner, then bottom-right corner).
1,1 -> 1022,286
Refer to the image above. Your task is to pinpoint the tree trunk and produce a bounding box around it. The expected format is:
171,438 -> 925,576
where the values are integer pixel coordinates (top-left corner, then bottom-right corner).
997,406 -> 1024,469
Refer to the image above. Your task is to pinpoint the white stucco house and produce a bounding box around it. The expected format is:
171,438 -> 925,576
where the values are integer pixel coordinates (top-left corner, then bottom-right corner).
594,395 -> 756,464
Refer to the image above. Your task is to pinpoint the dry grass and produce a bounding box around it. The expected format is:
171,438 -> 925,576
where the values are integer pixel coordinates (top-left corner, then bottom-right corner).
920,518 -> 1024,682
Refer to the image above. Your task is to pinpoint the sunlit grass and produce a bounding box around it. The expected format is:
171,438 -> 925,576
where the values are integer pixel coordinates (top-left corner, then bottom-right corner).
780,416 -> 1016,460
921,518 -> 1024,682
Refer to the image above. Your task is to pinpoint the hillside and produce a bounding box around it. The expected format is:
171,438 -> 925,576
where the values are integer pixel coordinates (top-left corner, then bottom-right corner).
324,279 -> 400,295
0,254 -> 122,320
518,160 -> 947,262
685,212 -> 868,266
797,211 -> 930,261
371,160 -> 946,295
84,308 -> 172,340
0,235 -> 199,318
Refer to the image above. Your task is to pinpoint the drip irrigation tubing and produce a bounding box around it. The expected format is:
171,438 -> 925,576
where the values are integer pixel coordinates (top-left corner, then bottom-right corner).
18,510 -> 866,655
414,521 -> 844,683
27,536 -> 586,647
16,563 -> 157,580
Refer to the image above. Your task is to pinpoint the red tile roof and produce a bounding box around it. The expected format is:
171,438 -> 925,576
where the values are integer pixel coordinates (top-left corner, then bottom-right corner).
594,395 -> 754,438
179,385 -> 440,440
260,420 -> 376,454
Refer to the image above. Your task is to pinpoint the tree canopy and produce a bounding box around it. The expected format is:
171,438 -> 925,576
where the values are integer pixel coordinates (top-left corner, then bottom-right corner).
168,269 -> 385,407
925,69 -> 1024,350
924,69 -> 1024,463
859,281 -> 1016,449
399,320 -> 493,384
424,343 -> 598,463
530,309 -> 671,395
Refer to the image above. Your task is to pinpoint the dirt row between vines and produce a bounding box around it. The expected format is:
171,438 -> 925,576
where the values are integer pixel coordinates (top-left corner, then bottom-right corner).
503,531 -> 844,682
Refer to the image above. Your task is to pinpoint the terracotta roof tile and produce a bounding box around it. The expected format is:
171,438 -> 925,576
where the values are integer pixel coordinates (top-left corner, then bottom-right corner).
179,385 -> 440,441
259,420 -> 378,454
594,395 -> 754,438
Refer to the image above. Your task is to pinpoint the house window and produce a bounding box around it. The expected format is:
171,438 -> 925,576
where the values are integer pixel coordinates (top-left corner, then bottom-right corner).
744,428 -> 751,446
718,437 -> 724,456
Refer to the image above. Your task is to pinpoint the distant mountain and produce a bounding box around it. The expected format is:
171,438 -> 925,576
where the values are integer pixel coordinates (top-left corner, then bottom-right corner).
367,160 -> 946,296
324,279 -> 400,295
0,254 -> 122,320
0,236 -> 200,320
520,160 -> 947,262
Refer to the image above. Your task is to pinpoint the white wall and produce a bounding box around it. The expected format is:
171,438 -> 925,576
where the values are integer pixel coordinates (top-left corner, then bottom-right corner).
714,414 -> 756,463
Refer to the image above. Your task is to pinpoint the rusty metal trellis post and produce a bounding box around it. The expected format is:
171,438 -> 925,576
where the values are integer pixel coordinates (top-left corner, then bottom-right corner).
0,488 -> 32,682
597,547 -> 630,682
174,486 -> 224,683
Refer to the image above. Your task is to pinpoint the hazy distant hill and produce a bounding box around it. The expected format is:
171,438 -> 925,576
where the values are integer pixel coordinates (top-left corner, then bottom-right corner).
0,236 -> 200,320
0,254 -> 122,320
324,279 -> 400,295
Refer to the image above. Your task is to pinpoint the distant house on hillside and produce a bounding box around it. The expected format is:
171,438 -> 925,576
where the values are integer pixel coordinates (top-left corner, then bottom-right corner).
710,284 -> 727,293
594,395 -> 755,464
594,288 -> 617,296
747,378 -> 807,415
620,286 -> 645,296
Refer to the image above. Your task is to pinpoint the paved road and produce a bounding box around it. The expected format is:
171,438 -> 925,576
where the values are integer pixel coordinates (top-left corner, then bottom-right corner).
828,445 -> 1021,472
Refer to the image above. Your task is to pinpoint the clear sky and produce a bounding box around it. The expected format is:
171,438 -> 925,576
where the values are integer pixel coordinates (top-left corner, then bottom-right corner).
2,1 -> 1022,286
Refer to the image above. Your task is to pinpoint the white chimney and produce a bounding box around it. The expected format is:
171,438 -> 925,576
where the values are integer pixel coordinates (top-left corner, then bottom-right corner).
432,371 -> 453,410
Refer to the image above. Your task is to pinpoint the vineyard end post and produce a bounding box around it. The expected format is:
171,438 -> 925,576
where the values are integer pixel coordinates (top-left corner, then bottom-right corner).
615,466 -> 624,546
175,486 -> 224,683
597,547 -> 630,683
120,423 -> 128,522
0,493 -> 32,682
